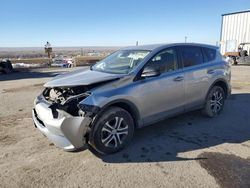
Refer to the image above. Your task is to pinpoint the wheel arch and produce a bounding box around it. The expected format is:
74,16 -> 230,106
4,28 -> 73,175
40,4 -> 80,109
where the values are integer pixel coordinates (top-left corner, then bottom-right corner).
99,99 -> 141,128
206,79 -> 229,99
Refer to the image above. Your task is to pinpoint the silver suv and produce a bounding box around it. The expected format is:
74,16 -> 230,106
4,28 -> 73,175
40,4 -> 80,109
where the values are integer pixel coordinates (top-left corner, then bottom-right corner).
32,43 -> 231,154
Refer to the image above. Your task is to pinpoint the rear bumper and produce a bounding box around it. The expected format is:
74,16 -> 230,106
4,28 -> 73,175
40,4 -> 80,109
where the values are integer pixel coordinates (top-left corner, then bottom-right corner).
32,100 -> 92,151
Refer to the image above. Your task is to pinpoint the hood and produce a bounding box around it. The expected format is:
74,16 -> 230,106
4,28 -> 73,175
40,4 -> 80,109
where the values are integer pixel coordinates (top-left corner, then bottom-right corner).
44,68 -> 123,88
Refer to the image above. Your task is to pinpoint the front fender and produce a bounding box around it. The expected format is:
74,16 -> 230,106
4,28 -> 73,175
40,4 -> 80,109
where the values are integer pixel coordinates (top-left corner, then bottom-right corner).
79,94 -> 142,125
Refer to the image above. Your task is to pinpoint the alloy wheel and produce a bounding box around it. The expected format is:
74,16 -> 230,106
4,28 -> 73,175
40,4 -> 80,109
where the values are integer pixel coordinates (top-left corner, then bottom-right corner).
101,117 -> 129,148
210,90 -> 224,114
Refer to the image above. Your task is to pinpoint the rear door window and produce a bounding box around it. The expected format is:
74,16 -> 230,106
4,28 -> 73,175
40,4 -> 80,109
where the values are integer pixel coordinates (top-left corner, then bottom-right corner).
181,46 -> 203,67
203,47 -> 216,62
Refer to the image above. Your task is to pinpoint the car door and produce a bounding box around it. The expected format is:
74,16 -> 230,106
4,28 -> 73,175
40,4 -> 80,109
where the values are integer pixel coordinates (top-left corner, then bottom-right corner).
133,47 -> 185,125
180,46 -> 214,110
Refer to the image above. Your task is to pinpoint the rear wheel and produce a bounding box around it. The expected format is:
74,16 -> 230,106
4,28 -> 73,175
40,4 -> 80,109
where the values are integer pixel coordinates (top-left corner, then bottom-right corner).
203,86 -> 225,117
89,107 -> 134,154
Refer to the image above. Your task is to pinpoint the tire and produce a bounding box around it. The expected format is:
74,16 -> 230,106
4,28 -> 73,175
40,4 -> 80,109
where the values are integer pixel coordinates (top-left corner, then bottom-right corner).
203,86 -> 225,117
89,107 -> 134,154
232,57 -> 238,65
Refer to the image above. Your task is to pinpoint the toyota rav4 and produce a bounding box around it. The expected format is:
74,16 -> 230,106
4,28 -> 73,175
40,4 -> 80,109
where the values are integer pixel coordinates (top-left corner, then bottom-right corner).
32,43 -> 231,154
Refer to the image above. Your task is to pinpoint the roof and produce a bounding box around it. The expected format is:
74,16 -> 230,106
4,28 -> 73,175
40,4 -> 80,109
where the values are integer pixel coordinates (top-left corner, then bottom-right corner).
123,44 -> 167,51
123,43 -> 218,51
222,10 -> 250,16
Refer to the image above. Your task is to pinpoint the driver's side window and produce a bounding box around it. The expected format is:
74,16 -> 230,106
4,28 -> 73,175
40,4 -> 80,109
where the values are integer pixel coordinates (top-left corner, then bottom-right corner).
145,48 -> 178,73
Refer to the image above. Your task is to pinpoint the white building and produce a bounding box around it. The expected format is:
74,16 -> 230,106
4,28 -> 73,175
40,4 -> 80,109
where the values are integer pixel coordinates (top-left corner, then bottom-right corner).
220,10 -> 250,55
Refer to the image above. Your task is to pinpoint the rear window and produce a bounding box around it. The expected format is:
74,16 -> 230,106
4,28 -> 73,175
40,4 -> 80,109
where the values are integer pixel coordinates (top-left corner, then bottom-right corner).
203,47 -> 216,62
181,47 -> 203,67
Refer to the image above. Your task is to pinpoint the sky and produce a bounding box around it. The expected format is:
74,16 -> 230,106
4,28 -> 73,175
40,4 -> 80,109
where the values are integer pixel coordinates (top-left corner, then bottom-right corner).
1,0 -> 250,47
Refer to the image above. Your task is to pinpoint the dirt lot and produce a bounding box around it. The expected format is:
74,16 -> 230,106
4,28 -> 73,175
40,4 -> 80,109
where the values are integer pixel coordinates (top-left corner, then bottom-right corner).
0,66 -> 250,188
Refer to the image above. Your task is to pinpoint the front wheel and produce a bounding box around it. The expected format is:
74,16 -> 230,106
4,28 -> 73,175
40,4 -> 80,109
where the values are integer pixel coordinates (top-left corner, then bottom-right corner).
89,107 -> 134,154
203,86 -> 225,117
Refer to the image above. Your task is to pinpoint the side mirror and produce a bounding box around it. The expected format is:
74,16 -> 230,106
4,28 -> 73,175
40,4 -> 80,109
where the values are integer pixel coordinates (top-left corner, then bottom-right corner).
141,66 -> 161,78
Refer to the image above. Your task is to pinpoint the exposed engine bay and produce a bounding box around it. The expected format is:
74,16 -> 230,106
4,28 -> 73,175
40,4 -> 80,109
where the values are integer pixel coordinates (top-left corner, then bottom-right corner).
43,86 -> 89,105
41,79 -> 114,117
42,86 -> 90,116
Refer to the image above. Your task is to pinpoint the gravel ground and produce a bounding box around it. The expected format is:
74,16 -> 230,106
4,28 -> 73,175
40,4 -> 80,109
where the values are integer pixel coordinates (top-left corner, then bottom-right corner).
0,66 -> 250,188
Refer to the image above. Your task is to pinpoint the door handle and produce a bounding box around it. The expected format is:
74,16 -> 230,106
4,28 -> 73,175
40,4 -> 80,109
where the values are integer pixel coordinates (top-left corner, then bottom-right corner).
207,70 -> 215,74
173,76 -> 184,81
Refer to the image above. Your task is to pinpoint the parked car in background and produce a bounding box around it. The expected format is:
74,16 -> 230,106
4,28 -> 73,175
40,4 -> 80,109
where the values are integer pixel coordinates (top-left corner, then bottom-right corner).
51,57 -> 74,68
0,59 -> 13,73
32,43 -> 231,154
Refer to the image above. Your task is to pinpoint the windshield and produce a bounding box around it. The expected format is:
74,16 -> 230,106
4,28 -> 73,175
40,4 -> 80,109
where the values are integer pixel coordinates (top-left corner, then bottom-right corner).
91,50 -> 150,74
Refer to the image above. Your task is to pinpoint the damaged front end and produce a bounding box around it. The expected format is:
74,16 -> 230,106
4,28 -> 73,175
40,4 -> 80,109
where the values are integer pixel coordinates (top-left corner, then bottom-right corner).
32,86 -> 99,151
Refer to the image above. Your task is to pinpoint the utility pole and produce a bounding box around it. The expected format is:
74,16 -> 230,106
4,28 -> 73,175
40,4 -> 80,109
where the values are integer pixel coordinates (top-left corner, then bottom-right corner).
185,36 -> 187,43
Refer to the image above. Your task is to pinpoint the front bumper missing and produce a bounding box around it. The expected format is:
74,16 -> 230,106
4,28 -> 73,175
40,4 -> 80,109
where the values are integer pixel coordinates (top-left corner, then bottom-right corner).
32,101 -> 92,151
